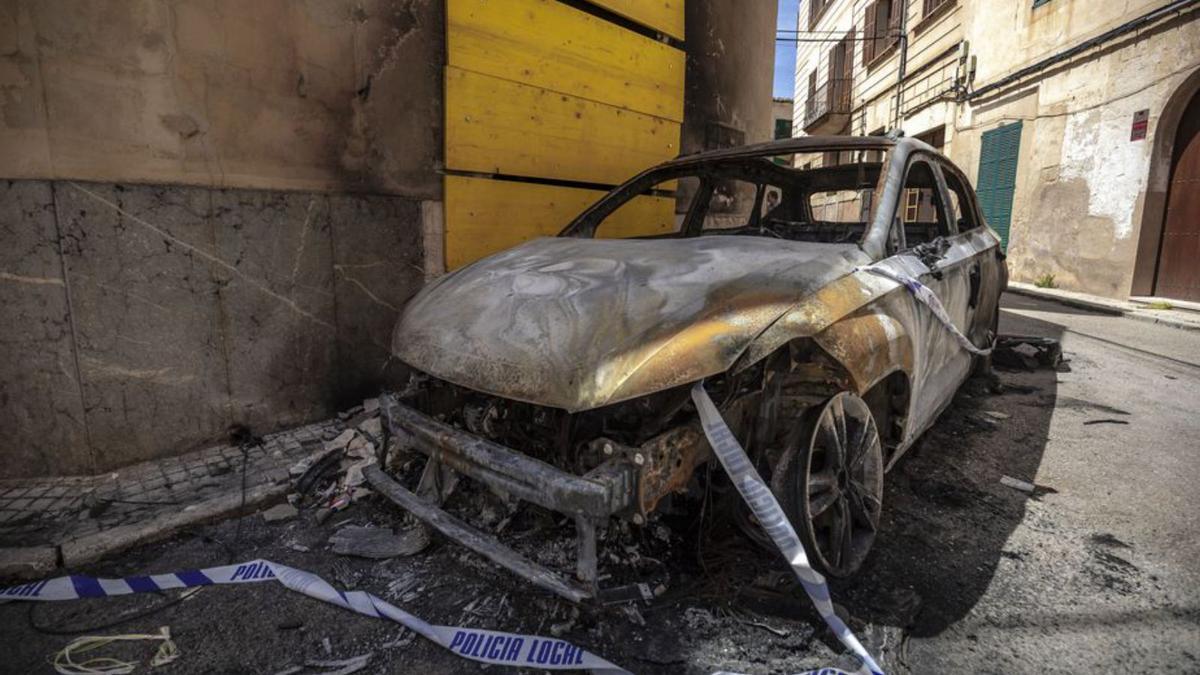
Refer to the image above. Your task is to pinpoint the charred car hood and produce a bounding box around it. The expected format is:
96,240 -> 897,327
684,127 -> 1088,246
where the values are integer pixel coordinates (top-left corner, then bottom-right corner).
392,236 -> 870,411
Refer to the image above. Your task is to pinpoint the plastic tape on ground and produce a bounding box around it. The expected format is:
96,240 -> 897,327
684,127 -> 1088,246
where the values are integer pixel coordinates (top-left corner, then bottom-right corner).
2,559 -> 861,675
692,383 -> 885,675
1,559 -> 628,674
860,265 -> 993,357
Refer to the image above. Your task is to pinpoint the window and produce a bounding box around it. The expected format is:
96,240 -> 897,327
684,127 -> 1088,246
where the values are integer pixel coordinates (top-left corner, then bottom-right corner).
774,117 -> 793,140
941,169 -> 978,232
863,0 -> 903,66
823,149 -> 855,167
809,0 -> 833,29
774,118 -> 793,165
976,122 -> 1023,250
805,32 -> 855,128
827,31 -> 854,114
701,179 -> 762,231
811,190 -> 871,223
914,125 -> 945,151
894,159 -> 951,249
805,70 -> 818,123
922,0 -> 952,17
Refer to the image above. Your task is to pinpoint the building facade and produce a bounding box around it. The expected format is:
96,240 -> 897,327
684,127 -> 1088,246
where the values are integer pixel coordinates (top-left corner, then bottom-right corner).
793,0 -> 1200,301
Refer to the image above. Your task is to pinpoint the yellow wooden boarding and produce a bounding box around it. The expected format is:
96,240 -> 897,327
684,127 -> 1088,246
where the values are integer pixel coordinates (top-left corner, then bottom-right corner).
445,67 -> 679,186
442,0 -> 686,270
586,0 -> 685,40
445,175 -> 676,269
447,0 -> 684,122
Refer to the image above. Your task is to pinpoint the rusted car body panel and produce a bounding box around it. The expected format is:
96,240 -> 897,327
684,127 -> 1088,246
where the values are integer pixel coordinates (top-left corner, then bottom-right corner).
374,135 -> 1008,600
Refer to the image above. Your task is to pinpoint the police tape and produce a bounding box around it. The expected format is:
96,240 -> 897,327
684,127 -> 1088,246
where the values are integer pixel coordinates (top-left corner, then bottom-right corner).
691,383 -> 885,675
860,265 -> 993,357
1,559 -> 629,674
4,558 -> 867,675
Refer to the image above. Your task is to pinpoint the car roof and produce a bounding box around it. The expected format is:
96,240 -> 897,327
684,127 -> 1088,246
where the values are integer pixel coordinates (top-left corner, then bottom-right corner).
663,135 -> 936,168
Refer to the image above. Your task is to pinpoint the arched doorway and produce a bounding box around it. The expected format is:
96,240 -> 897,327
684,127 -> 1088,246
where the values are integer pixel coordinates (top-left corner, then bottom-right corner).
1156,90 -> 1200,300
1133,69 -> 1200,300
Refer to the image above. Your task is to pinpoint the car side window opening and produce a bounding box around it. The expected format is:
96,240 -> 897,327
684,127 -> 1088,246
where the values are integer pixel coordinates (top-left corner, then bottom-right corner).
701,178 -> 762,231
894,159 -> 952,251
941,168 -> 980,232
762,186 -> 782,215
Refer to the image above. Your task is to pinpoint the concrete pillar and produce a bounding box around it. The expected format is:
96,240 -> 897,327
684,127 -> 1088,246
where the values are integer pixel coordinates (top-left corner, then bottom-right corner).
679,0 -> 779,213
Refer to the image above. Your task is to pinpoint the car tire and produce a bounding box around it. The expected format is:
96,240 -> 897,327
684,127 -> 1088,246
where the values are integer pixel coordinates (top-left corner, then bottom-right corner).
771,392 -> 884,578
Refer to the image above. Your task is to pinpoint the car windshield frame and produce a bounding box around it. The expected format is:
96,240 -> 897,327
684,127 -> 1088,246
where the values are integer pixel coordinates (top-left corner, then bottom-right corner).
559,141 -> 898,256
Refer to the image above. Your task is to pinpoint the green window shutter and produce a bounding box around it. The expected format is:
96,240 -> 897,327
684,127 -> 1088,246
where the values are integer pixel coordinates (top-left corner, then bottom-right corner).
775,117 -> 792,140
976,121 -> 1022,251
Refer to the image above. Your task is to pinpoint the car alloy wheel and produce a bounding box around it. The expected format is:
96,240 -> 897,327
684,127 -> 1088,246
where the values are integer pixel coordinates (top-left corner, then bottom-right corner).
773,391 -> 884,578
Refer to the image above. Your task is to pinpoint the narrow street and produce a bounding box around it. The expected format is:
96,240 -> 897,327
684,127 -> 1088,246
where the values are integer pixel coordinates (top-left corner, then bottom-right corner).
893,294 -> 1200,672
2,294 -> 1197,674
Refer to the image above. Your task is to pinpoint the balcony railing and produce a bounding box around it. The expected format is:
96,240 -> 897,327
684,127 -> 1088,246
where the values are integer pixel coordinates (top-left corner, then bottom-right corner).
803,78 -> 854,129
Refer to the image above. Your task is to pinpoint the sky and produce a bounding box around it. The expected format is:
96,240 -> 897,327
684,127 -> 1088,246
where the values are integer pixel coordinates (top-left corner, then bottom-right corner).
774,0 -> 799,99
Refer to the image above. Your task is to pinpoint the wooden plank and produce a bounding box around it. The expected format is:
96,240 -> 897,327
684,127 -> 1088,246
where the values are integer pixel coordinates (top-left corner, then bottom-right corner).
448,0 -> 685,122
445,175 -> 675,269
445,67 -> 680,185
585,0 -> 685,41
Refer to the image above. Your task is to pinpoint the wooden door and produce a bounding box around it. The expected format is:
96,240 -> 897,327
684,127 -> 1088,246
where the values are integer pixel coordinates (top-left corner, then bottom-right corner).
1157,91 -> 1200,301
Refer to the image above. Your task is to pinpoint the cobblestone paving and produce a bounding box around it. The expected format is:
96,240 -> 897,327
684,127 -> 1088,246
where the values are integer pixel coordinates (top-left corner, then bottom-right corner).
0,419 -> 341,548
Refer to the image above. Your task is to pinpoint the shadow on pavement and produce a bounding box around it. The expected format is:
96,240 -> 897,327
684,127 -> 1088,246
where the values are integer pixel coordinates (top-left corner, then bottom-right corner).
827,310 -> 1066,639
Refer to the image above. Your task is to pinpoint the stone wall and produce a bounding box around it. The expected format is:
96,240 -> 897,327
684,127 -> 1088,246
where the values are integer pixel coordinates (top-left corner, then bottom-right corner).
953,3 -> 1200,298
1,179 -> 427,477
0,0 -> 443,197
0,0 -> 443,477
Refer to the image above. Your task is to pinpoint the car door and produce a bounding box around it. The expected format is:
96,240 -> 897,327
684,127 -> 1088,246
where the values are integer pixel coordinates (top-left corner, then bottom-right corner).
939,160 -> 1006,349
868,154 -> 977,440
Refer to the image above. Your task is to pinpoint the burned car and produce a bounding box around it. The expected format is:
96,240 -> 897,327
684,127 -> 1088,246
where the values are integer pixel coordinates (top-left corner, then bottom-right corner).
366,136 -> 1007,602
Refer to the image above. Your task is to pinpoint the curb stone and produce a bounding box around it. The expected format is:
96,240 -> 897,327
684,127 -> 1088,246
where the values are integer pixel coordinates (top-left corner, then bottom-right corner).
0,546 -> 58,580
60,482 -> 289,568
1005,284 -> 1200,332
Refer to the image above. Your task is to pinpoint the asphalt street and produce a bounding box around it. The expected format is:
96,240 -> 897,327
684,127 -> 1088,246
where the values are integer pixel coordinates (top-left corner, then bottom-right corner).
1,292 -> 1197,674
899,293 -> 1200,672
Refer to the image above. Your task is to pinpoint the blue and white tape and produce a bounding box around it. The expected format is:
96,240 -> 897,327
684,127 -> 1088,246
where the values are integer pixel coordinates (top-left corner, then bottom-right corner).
692,383 -> 885,675
1,559 -> 628,674
861,265 -> 992,357
4,557 -> 868,674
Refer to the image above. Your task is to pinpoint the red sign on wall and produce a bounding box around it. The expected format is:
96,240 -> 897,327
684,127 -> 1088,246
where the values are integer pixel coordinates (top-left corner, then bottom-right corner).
1131,109 -> 1149,142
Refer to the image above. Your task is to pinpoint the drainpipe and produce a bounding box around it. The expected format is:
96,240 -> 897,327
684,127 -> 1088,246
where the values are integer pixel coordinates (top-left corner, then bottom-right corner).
892,1 -> 910,132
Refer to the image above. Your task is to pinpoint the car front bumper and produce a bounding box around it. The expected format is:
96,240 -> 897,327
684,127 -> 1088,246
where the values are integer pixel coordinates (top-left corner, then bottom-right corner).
368,395 -> 655,602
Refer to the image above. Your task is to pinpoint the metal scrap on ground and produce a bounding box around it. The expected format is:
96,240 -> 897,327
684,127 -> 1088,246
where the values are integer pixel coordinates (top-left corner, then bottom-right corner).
993,335 -> 1067,371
